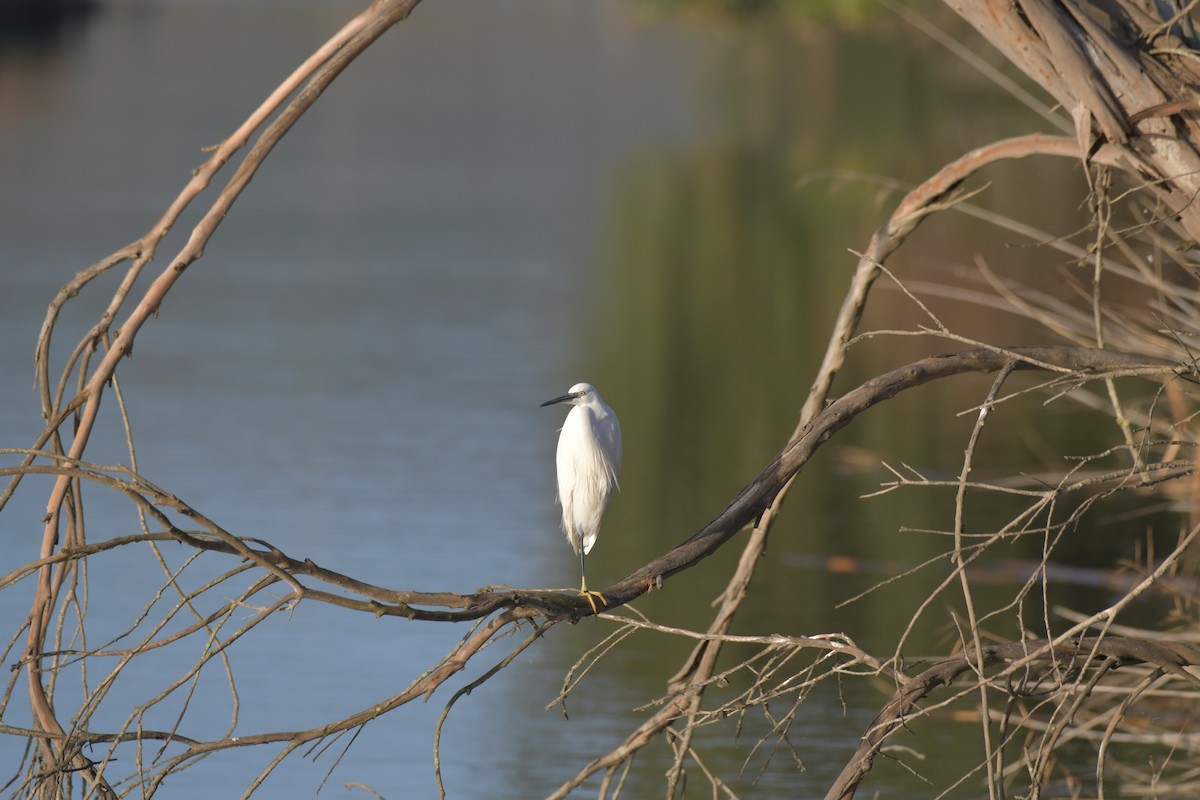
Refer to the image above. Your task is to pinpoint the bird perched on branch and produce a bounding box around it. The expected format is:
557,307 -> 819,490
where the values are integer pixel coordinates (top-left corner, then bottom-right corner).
541,382 -> 622,614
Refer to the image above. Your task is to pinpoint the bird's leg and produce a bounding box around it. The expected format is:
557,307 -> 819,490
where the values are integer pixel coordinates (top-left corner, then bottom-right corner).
578,550 -> 607,615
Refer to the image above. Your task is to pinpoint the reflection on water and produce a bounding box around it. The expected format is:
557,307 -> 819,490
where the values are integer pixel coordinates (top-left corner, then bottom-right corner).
0,1 -> 1173,798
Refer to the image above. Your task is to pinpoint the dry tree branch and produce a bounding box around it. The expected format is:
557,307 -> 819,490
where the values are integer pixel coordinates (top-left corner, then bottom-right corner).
951,362 -> 1017,800
433,620 -> 552,800
947,0 -> 1200,242
826,505 -> 1200,800
13,0 -> 428,792
825,636 -> 1200,800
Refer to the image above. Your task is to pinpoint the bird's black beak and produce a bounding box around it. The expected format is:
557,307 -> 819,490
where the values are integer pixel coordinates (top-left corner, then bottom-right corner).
540,391 -> 579,407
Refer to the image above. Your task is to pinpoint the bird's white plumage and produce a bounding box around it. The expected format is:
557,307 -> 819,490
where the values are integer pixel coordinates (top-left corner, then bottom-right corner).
555,387 -> 621,555
541,382 -> 621,612
543,382 -> 622,558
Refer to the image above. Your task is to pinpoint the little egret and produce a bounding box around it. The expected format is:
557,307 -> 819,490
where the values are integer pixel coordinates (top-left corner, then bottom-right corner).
541,382 -> 622,614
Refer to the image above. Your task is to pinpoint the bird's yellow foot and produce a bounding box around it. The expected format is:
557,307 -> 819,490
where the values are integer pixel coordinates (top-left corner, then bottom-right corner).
578,588 -> 608,615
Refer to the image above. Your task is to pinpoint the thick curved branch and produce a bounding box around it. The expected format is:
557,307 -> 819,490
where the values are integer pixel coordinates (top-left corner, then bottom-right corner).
595,346 -> 1189,611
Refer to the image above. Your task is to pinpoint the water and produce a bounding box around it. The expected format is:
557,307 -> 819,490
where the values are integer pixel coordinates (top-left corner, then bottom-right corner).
0,1 -> 1161,798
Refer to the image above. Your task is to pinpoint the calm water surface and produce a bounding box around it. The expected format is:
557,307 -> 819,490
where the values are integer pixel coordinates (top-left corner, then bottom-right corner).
0,1 -> 1127,797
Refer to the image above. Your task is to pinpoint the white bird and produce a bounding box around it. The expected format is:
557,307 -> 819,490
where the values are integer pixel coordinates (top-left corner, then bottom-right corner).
541,382 -> 622,614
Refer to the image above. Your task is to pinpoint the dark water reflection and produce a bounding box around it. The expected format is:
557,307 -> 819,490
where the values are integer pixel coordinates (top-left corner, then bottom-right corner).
0,2 -> 1176,798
